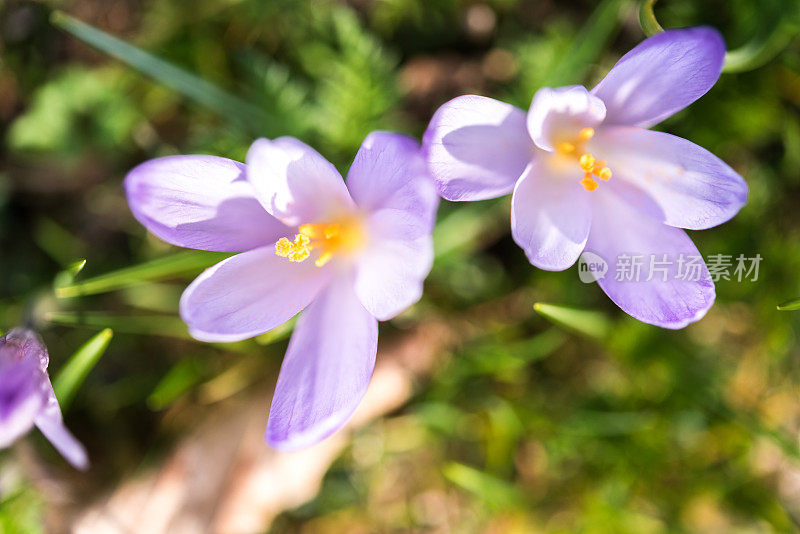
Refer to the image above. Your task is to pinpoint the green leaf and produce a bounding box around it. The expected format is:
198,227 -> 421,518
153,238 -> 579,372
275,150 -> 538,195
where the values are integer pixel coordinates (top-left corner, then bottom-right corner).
53,328 -> 113,410
533,302 -> 612,339
443,462 -> 526,509
55,251 -> 230,299
777,297 -> 800,311
50,11 -> 273,134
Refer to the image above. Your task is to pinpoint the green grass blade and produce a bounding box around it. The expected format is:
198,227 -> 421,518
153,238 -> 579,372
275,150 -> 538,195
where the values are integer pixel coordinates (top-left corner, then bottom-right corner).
777,297 -> 800,311
638,0 -> 664,37
533,302 -> 611,339
45,311 -> 190,338
56,251 -> 229,298
147,358 -> 207,410
50,11 -> 273,133
443,463 -> 526,509
53,328 -> 113,410
543,0 -> 627,86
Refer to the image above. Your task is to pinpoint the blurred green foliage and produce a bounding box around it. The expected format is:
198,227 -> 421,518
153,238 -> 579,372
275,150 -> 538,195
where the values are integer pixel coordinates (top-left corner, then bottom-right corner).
2,0 -> 800,532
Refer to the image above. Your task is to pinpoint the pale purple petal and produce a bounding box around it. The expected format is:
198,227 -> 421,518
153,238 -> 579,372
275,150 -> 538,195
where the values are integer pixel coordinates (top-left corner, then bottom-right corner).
423,95 -> 533,201
180,245 -> 332,342
35,389 -> 89,470
266,276 -> 378,451
125,156 -> 288,252
526,86 -> 606,151
355,228 -> 433,321
591,126 -> 747,230
585,183 -> 715,328
511,162 -> 592,270
592,27 -> 726,128
245,137 -> 354,226
346,131 -> 439,239
0,358 -> 44,448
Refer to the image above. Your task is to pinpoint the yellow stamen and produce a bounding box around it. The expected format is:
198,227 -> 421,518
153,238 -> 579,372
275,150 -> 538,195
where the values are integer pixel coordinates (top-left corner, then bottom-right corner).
275,216 -> 364,266
579,154 -> 595,172
557,142 -> 576,154
578,127 -> 595,141
315,251 -> 333,267
553,128 -> 612,191
580,174 -> 598,191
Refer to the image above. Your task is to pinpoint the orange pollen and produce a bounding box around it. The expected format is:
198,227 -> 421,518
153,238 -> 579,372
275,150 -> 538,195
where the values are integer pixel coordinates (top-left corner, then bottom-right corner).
555,127 -> 612,191
274,217 -> 365,267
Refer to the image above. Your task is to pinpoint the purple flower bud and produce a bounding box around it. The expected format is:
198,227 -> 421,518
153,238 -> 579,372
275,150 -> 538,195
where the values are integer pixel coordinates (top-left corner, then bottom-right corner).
0,329 -> 88,470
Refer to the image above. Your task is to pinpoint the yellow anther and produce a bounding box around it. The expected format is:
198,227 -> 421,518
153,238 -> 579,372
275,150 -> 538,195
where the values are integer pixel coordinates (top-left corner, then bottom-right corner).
275,234 -> 313,263
553,127 -> 610,191
557,142 -> 576,154
579,154 -> 596,172
275,237 -> 293,256
289,249 -> 310,262
275,216 -> 365,266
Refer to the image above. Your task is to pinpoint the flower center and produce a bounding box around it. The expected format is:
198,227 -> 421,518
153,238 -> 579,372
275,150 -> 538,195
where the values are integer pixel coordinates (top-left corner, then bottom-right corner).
554,127 -> 612,191
275,214 -> 365,267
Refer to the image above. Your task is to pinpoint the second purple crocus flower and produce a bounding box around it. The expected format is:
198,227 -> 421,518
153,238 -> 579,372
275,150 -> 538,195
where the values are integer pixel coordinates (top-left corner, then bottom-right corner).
423,27 -> 748,328
126,132 -> 438,450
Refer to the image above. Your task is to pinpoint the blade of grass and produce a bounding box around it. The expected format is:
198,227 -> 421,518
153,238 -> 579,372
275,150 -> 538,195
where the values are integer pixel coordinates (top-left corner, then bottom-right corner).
638,0 -> 664,37
45,311 -> 190,338
50,11 -> 274,134
443,462 -> 526,509
533,302 -> 611,339
56,251 -> 229,299
147,357 -> 208,410
53,328 -> 113,410
777,297 -> 800,311
543,0 -> 628,87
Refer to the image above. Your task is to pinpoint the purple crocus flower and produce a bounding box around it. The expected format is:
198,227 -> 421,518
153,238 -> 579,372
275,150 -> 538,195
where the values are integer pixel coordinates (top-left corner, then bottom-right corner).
125,132 -> 437,450
0,328 -> 88,469
422,27 -> 747,328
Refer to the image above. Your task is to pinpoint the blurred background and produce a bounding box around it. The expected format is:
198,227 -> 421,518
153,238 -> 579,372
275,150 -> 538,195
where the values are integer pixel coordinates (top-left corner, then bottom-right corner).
2,0 -> 800,532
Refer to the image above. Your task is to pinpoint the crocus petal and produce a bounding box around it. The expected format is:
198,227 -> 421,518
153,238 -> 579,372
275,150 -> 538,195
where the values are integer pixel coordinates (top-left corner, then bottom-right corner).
0,359 -> 44,448
355,226 -> 433,320
592,126 -> 747,230
246,137 -> 354,226
180,245 -> 332,342
125,156 -> 288,252
585,184 -> 715,329
592,27 -> 726,128
526,85 -> 606,151
266,276 -> 378,451
347,131 -> 439,239
35,390 -> 89,470
511,162 -> 592,270
423,95 -> 533,201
